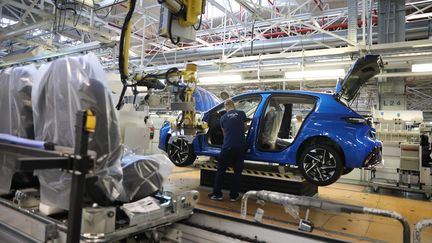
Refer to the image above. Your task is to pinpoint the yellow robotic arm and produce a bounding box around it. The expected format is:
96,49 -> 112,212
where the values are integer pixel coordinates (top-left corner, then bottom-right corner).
117,0 -> 207,136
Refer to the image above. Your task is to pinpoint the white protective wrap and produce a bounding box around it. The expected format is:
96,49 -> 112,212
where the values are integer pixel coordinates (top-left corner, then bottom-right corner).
0,65 -> 39,193
261,104 -> 284,149
32,54 -> 124,209
32,53 -> 173,209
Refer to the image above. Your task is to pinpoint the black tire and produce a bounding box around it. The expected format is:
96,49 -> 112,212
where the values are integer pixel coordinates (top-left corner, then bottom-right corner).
342,168 -> 354,175
299,144 -> 344,186
167,138 -> 197,167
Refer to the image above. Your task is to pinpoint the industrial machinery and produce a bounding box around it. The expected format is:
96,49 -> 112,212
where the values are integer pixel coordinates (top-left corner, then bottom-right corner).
158,0 -> 205,43
116,0 -> 207,144
0,110 -> 199,242
369,109 -> 432,199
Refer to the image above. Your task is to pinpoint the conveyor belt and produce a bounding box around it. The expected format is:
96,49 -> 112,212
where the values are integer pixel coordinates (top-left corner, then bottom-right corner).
174,208 -> 348,243
200,162 -> 318,196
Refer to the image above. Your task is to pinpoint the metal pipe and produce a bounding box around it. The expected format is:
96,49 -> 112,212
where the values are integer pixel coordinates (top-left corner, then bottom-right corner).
241,190 -> 410,243
132,20 -> 431,65
414,219 -> 432,243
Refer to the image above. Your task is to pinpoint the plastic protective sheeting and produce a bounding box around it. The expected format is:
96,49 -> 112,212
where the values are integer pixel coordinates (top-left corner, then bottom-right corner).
260,104 -> 284,150
193,87 -> 221,112
121,152 -> 174,202
32,53 -> 124,209
0,65 -> 39,193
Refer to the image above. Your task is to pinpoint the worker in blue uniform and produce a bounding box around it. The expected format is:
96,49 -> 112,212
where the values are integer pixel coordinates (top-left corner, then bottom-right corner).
208,99 -> 247,202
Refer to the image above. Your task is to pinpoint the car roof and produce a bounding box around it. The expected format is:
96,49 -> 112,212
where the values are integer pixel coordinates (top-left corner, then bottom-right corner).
234,90 -> 334,99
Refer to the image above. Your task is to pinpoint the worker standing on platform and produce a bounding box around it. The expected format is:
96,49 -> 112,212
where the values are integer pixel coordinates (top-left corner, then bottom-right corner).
209,99 -> 247,202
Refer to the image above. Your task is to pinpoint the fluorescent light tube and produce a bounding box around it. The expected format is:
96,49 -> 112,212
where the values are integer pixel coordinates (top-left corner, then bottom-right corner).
285,69 -> 345,80
199,75 -> 242,84
406,12 -> 432,21
412,63 -> 432,73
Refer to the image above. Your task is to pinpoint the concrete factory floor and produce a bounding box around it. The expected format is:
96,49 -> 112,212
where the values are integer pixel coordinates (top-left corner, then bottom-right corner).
164,166 -> 432,243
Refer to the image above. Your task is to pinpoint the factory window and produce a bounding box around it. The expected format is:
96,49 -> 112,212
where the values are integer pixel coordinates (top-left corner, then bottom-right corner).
258,95 -> 315,152
207,96 -> 261,146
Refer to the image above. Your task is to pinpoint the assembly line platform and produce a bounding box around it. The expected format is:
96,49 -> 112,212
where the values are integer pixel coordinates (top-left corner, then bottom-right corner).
199,161 -> 318,197
164,166 -> 432,243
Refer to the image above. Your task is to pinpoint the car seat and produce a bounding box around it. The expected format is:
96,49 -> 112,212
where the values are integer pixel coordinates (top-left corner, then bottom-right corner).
208,111 -> 224,145
0,65 -> 40,193
260,102 -> 284,150
32,53 -> 172,209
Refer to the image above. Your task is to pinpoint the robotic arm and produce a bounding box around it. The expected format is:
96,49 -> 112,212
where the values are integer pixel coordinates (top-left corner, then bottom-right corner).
116,0 -> 207,138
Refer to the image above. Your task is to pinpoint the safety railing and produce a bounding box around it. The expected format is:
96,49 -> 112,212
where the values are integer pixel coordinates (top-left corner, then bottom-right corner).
414,219 -> 432,243
241,190 -> 410,243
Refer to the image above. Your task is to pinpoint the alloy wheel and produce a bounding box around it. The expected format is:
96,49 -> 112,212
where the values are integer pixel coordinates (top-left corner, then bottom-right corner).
168,139 -> 190,165
302,148 -> 337,183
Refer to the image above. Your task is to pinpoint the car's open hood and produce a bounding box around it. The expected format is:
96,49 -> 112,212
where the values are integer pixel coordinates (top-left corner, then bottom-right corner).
335,55 -> 382,102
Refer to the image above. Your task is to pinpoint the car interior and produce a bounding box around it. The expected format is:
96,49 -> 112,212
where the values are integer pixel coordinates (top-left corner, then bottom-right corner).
207,96 -> 261,147
257,96 -> 315,152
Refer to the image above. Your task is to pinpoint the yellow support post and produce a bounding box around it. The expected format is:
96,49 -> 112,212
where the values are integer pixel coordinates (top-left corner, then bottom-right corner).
182,63 -> 197,127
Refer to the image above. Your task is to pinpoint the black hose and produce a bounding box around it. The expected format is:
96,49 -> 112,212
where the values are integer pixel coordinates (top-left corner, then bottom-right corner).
116,0 -> 137,110
193,0 -> 206,31
165,67 -> 181,86
115,85 -> 127,110
168,12 -> 180,44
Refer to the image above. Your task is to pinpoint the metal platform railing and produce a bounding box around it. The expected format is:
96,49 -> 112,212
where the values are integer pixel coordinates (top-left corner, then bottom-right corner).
241,190 -> 411,243
414,219 -> 432,243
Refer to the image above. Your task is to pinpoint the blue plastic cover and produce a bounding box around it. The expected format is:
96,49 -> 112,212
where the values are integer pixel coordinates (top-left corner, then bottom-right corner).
192,87 -> 221,112
0,133 -> 45,149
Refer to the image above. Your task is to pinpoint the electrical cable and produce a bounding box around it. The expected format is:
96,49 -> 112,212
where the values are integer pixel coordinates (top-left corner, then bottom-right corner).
165,67 -> 182,87
116,0 -> 137,110
72,0 -> 86,27
168,12 -> 180,45
193,0 -> 206,30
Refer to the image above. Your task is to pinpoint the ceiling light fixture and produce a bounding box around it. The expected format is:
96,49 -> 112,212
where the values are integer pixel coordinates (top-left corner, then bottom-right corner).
412,63 -> 432,72
284,69 -> 345,80
406,12 -> 432,21
199,74 -> 242,84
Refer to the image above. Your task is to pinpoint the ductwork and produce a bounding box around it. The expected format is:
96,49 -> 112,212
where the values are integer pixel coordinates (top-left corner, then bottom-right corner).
132,20 -> 431,66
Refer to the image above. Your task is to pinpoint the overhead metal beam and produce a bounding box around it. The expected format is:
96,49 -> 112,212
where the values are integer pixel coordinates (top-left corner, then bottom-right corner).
0,41 -> 112,67
0,20 -> 52,42
15,0 -> 39,27
14,37 -> 57,51
348,0 -> 358,43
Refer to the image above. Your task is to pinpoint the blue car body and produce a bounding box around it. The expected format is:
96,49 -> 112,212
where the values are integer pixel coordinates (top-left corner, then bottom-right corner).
159,90 -> 382,168
159,55 -> 383,185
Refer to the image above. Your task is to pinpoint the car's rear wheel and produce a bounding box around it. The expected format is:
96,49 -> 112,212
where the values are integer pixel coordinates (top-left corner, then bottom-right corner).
299,144 -> 343,186
167,138 -> 196,167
